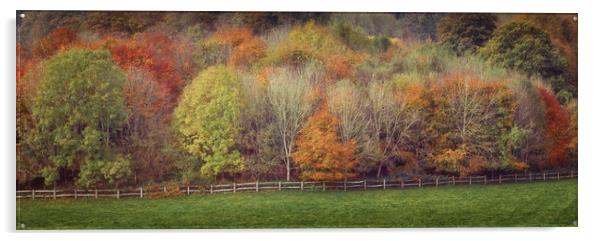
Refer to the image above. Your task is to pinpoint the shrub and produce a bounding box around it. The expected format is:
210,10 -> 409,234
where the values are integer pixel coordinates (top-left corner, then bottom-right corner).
145,182 -> 184,199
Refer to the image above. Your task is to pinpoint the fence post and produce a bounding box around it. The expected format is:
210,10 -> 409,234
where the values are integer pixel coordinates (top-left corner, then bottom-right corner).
435,177 -> 439,187
278,181 -> 282,191
484,176 -> 487,185
210,184 -> 213,194
499,175 -> 502,184
383,179 -> 386,190
515,174 -> 518,183
233,182 -> 236,193
543,172 -> 546,181
570,170 -> 574,178
469,176 -> 472,185
557,171 -> 560,180
364,179 -> 367,190
322,182 -> 326,191
301,181 -> 304,191
452,176 -> 455,185
163,186 -> 166,193
418,178 -> 422,188
140,187 -> 144,198
529,172 -> 532,182
32,189 -> 35,200
343,180 -> 347,191
75,189 -> 78,199
401,179 -> 405,188
256,181 -> 259,192
95,189 -> 98,199
116,189 -> 120,199
53,188 -> 56,199
187,185 -> 190,196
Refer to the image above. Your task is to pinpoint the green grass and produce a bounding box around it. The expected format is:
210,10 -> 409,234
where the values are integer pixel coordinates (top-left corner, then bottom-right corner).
16,179 -> 577,229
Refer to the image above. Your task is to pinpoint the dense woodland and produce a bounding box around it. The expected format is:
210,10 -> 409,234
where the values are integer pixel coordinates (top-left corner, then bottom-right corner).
16,12 -> 578,188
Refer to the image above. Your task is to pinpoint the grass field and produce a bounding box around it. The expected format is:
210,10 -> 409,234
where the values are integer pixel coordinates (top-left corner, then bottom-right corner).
16,179 -> 577,229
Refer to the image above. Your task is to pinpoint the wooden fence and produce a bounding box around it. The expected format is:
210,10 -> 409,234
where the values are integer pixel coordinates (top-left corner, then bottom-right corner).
16,170 -> 577,200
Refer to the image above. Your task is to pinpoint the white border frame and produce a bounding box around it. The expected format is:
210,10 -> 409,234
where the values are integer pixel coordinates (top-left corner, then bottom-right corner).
3,0 -> 601,241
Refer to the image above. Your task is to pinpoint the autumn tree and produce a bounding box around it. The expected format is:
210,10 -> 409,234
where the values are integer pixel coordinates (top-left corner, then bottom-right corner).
17,44 -> 42,186
103,32 -> 197,183
270,21 -> 365,81
428,73 -> 517,175
204,27 -> 267,69
363,80 -> 419,178
327,79 -> 368,144
173,66 -> 243,178
26,49 -> 131,187
237,73 -> 282,180
107,32 -> 197,106
509,80 -> 547,169
481,22 -> 569,96
293,102 -> 358,181
437,13 -> 497,55
120,68 -> 175,183
266,64 -> 319,181
32,27 -> 77,59
537,86 -> 572,169
515,14 -> 578,96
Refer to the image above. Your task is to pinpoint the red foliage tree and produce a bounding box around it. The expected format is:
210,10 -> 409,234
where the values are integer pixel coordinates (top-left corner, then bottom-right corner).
32,27 -> 77,59
537,86 -> 571,168
106,32 -> 197,107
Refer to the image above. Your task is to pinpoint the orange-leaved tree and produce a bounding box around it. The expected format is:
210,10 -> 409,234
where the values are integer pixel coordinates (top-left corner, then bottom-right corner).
292,101 -> 358,181
208,27 -> 266,69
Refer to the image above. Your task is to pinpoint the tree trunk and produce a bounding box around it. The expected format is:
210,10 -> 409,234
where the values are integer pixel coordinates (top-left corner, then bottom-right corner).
286,160 -> 291,181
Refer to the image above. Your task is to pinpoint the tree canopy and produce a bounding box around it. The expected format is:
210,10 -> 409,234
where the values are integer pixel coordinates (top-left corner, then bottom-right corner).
173,65 -> 243,178
26,49 -> 130,187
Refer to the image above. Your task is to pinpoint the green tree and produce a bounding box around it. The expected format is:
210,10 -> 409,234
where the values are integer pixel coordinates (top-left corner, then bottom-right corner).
437,13 -> 497,55
27,49 -> 130,187
173,66 -> 243,178
480,22 -> 570,96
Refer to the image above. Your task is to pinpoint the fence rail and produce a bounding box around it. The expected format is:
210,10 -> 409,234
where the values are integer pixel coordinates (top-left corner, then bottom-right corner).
16,170 -> 577,200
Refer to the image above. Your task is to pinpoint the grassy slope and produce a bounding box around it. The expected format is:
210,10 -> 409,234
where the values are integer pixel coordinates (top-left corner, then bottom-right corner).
16,179 -> 577,229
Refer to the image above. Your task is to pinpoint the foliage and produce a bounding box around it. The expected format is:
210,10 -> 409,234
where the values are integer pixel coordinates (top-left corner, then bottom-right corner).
85,12 -> 163,35
362,80 -> 418,177
107,32 -> 197,105
266,64 -> 319,180
481,22 -> 570,96
293,102 -> 358,181
332,13 -> 402,37
173,66 -> 243,178
268,21 -> 365,81
437,14 -> 497,55
207,27 -> 267,69
515,14 -> 578,91
426,72 -> 516,175
330,20 -> 391,53
537,86 -> 572,169
32,27 -> 77,59
144,182 -> 184,199
16,13 -> 578,187
399,13 -> 444,41
27,49 -> 129,187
